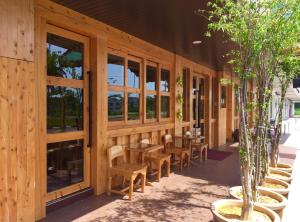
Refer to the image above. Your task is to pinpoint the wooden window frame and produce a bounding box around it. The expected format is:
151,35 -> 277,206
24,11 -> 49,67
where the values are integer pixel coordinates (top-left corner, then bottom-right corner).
159,65 -> 171,122
107,51 -> 142,126
145,62 -> 159,123
45,24 -> 90,202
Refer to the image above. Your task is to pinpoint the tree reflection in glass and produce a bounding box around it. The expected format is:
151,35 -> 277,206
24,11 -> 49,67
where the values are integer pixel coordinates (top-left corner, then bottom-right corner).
146,95 -> 157,119
46,33 -> 84,133
108,91 -> 124,121
47,86 -> 83,133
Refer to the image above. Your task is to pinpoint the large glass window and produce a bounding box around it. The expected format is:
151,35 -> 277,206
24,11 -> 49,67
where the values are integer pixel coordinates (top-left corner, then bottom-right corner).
107,54 -> 124,86
146,65 -> 157,90
146,95 -> 157,119
128,93 -> 140,120
160,69 -> 170,92
47,33 -> 83,80
108,91 -> 124,121
47,140 -> 84,192
128,60 -> 140,88
47,86 -> 83,133
161,96 -> 170,118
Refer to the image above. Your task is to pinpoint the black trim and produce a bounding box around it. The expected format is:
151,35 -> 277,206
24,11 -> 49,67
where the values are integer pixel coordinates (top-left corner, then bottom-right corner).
87,71 -> 92,148
46,187 -> 94,214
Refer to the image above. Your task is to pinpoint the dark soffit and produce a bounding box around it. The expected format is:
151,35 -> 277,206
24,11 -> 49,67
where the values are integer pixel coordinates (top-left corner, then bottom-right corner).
52,0 -> 233,71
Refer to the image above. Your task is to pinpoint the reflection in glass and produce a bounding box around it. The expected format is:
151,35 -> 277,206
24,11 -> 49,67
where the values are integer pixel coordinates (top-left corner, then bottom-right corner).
107,54 -> 124,86
161,96 -> 170,118
146,95 -> 157,119
193,99 -> 196,120
199,79 -> 205,96
128,93 -> 140,120
182,69 -> 188,121
193,78 -> 197,95
146,65 -> 157,90
128,61 -> 140,88
108,91 -> 124,121
47,33 -> 83,80
47,86 -> 83,133
47,140 -> 84,193
200,100 -> 204,119
160,69 -> 170,92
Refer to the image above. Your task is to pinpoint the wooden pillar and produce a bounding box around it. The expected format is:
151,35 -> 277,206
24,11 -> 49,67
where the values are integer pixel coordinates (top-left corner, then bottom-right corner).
207,76 -> 212,148
0,0 -> 36,221
90,35 -> 108,195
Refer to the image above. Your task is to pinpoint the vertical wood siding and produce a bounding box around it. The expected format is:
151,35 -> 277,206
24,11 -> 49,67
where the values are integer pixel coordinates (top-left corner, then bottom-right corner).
0,0 -> 35,221
0,58 -> 35,222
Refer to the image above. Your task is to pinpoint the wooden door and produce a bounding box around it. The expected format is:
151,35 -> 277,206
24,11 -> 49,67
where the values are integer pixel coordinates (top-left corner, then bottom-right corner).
191,74 -> 206,140
45,25 -> 90,202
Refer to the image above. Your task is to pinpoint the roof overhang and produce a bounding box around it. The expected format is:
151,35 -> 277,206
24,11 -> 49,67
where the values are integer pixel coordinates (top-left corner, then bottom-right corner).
51,0 -> 233,71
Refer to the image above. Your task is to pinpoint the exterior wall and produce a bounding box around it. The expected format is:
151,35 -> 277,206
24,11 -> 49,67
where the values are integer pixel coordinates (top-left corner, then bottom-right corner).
0,0 -> 36,221
0,0 -> 238,221
269,96 -> 293,121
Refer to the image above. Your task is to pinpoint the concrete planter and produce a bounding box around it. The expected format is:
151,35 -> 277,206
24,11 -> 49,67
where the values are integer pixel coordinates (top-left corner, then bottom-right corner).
269,168 -> 292,183
229,186 -> 287,218
211,199 -> 280,222
269,163 -> 293,173
260,177 -> 290,197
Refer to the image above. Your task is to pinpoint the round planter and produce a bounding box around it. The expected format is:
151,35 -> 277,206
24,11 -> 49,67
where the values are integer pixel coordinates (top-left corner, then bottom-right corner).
229,186 -> 287,217
269,168 -> 292,183
260,177 -> 290,197
211,199 -> 280,222
270,163 -> 293,173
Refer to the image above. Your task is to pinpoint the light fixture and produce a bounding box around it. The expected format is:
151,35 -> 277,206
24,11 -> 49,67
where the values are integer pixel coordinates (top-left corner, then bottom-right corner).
192,40 -> 202,45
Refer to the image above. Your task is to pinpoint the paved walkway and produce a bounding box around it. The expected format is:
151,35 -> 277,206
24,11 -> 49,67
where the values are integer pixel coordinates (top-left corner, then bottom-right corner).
42,145 -> 241,222
42,120 -> 299,222
281,118 -> 300,222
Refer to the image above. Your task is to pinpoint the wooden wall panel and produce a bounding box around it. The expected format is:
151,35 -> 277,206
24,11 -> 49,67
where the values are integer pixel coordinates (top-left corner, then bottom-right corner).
0,0 -> 34,61
0,57 -> 35,222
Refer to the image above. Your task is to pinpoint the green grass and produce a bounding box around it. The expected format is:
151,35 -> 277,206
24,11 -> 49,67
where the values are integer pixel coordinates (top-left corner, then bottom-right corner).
295,108 -> 300,116
294,103 -> 300,116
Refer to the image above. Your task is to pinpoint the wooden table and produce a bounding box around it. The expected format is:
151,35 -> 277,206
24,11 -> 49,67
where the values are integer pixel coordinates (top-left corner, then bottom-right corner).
125,143 -> 164,186
125,143 -> 164,163
175,135 -> 205,166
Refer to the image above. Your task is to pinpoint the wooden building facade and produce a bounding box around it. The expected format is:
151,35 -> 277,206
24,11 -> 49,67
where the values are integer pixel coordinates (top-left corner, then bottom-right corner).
0,0 -> 245,221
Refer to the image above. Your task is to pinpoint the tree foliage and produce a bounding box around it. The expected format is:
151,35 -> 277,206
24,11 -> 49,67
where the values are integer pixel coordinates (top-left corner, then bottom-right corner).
199,0 -> 300,220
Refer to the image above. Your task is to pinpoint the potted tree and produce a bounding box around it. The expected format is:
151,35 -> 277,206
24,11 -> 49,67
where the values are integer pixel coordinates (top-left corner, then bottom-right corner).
269,55 -> 300,174
199,0 -> 300,221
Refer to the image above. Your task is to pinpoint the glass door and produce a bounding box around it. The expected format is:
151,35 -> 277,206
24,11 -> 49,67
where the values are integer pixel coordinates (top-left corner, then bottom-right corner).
45,24 -> 90,202
192,75 -> 205,138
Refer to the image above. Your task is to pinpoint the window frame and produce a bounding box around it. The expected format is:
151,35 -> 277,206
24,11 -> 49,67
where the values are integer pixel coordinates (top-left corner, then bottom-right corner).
107,50 -> 142,126
144,61 -> 159,123
107,49 -> 173,127
159,64 -> 171,121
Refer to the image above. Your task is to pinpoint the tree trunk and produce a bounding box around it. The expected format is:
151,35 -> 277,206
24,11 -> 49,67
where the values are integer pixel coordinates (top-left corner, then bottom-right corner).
239,78 -> 254,221
270,82 -> 288,167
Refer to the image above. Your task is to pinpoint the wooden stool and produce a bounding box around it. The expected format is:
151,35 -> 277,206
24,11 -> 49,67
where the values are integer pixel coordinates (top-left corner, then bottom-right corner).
107,145 -> 147,200
163,134 -> 191,171
191,143 -> 208,162
141,139 -> 171,182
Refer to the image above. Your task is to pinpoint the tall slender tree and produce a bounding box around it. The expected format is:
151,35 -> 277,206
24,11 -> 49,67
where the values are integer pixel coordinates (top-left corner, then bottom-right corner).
270,54 -> 300,167
199,0 -> 300,220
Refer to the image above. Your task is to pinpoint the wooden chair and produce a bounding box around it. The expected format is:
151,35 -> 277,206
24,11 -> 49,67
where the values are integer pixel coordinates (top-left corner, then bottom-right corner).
141,139 -> 171,182
191,143 -> 208,162
107,145 -> 147,200
163,134 -> 191,171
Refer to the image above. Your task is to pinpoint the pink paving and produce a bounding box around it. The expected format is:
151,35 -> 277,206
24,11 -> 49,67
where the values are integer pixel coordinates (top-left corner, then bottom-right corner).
41,143 -> 296,222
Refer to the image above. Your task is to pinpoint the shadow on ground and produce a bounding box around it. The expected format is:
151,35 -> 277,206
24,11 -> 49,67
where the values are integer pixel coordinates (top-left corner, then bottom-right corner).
42,145 -> 241,222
